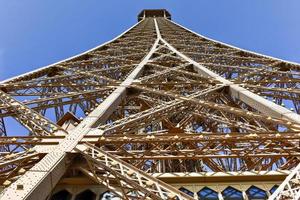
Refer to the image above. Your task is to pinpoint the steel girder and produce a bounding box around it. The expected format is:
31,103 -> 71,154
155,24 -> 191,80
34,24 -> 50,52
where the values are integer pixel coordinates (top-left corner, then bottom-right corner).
0,10 -> 299,200
76,143 -> 194,200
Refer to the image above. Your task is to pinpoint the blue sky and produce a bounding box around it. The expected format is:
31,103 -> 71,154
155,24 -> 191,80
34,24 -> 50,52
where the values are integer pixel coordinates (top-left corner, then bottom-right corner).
0,0 -> 300,81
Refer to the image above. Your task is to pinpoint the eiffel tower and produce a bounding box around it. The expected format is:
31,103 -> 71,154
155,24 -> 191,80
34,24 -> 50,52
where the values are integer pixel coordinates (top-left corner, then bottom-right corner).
0,9 -> 299,200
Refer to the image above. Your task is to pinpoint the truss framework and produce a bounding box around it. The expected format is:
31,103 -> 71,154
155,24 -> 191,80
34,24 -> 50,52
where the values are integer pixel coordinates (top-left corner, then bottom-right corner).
0,9 -> 299,200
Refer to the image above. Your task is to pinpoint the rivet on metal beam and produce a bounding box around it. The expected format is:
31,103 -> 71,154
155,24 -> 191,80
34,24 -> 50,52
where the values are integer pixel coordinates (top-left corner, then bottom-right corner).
16,185 -> 23,190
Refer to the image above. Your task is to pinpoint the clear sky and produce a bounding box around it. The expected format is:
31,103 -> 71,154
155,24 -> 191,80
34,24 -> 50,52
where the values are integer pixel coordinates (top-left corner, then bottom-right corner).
0,0 -> 300,81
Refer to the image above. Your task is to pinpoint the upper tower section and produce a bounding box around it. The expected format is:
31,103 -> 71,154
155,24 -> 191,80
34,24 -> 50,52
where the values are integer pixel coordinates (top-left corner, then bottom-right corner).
138,9 -> 171,21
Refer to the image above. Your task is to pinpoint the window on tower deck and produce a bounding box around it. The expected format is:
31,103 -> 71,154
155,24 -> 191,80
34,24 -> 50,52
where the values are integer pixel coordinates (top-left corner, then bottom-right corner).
179,187 -> 194,197
197,187 -> 219,200
246,186 -> 268,200
221,186 -> 244,200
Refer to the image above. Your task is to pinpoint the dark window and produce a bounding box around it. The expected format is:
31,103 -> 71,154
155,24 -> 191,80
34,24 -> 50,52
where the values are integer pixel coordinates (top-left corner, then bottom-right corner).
221,186 -> 244,200
179,187 -> 194,197
246,186 -> 267,200
197,187 -> 219,200
75,190 -> 96,200
51,190 -> 72,200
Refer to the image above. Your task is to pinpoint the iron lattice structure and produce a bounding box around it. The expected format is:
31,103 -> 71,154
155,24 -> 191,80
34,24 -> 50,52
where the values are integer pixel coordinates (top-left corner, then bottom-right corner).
0,9 -> 299,200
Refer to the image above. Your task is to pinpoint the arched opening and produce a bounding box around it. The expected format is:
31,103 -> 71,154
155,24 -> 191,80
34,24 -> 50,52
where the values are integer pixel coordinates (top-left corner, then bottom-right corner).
246,186 -> 267,200
197,187 -> 219,200
75,190 -> 96,200
221,186 -> 243,200
179,187 -> 194,197
50,190 -> 72,200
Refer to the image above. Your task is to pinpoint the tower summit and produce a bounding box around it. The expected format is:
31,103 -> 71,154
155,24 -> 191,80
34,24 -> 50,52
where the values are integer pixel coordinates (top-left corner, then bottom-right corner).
0,9 -> 299,200
138,9 -> 171,21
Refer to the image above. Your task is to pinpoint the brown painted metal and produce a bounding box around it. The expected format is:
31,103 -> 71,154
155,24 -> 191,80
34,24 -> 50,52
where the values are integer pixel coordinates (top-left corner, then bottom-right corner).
0,9 -> 299,200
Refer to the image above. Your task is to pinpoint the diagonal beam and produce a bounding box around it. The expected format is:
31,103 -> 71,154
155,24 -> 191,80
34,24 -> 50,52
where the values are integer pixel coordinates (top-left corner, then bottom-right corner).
155,19 -> 300,124
0,90 -> 65,136
0,88 -> 113,118
99,85 -> 224,134
0,18 -> 164,200
90,37 -> 160,127
75,143 -> 194,200
77,167 -> 124,199
130,84 -> 295,130
269,163 -> 300,200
